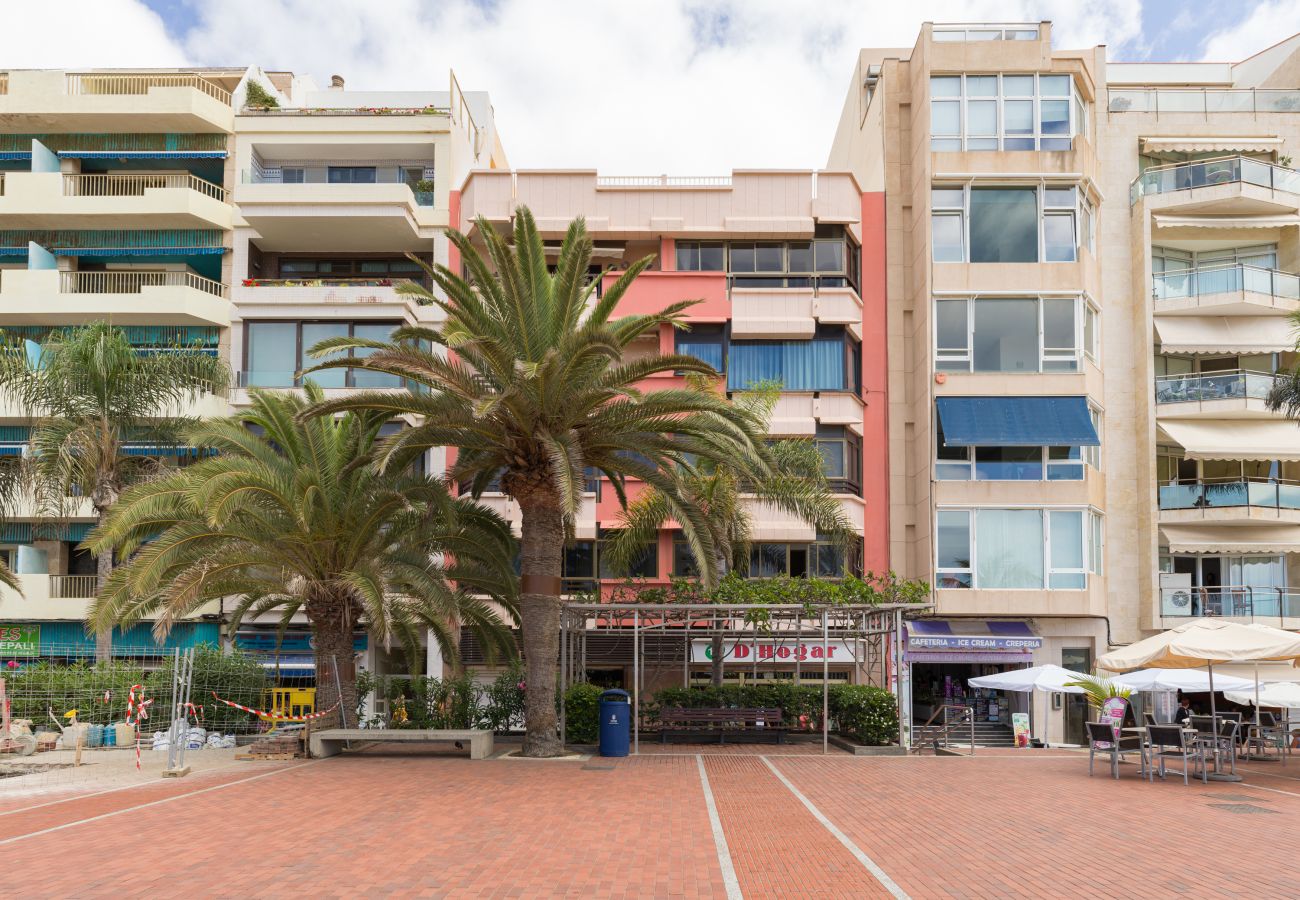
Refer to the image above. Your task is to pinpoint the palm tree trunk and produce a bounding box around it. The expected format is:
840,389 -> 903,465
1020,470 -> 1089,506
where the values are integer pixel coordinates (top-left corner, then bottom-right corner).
710,553 -> 728,687
306,587 -> 358,726
517,495 -> 566,757
94,543 -> 113,663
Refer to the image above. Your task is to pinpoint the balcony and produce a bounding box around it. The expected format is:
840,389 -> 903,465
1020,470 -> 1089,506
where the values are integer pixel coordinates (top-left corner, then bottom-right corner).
1110,88 -> 1300,114
233,278 -> 443,323
729,281 -> 863,339
1158,479 -> 1300,524
0,71 -> 234,133
1160,585 -> 1300,626
234,168 -> 442,251
1154,370 -> 1283,418
1130,156 -> 1300,214
0,172 -> 232,230
1154,264 -> 1300,316
0,268 -> 229,326
931,23 -> 1041,41
767,392 -> 865,435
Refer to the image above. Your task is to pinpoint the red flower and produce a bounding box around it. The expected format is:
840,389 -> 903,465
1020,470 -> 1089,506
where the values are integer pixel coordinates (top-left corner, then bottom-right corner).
242,279 -> 255,287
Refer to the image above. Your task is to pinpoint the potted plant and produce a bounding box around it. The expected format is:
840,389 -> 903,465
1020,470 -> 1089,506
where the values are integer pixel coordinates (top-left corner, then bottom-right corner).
412,178 -> 436,206
243,81 -> 279,111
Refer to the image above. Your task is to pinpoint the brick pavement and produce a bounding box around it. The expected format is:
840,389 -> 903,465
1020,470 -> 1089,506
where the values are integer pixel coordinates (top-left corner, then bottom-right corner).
3,743 -> 1298,898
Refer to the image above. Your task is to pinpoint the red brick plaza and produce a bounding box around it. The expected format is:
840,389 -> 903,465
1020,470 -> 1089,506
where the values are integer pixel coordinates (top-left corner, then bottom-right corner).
3,744 -> 1298,898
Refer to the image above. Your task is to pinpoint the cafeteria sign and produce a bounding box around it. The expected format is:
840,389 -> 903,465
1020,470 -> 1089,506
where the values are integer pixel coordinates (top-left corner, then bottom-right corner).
0,624 -> 39,657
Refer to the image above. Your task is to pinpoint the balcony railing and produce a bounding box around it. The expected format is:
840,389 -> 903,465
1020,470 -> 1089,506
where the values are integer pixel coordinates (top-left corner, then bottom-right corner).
595,175 -> 732,188
1154,370 -> 1281,405
239,106 -> 448,117
1158,478 -> 1300,511
65,73 -> 231,105
1154,263 -> 1300,304
1161,585 -> 1300,620
240,277 -> 417,289
60,270 -> 227,298
237,370 -> 406,390
50,574 -> 98,599
1110,88 -> 1300,114
240,168 -> 434,206
1130,155 -> 1300,204
62,172 -> 227,202
932,23 -> 1040,41
0,132 -> 228,155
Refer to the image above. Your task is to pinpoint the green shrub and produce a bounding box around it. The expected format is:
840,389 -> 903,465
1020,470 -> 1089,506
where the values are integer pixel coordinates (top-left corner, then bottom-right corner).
563,682 -> 603,744
828,685 -> 898,746
243,81 -> 279,109
649,684 -> 823,730
6,658 -> 148,725
412,179 -> 436,194
480,661 -> 526,732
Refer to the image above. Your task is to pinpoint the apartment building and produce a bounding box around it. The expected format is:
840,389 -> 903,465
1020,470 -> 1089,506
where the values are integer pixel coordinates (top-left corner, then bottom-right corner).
0,67 -> 242,656
0,66 -> 508,677
828,23 -> 1108,743
456,168 -> 886,687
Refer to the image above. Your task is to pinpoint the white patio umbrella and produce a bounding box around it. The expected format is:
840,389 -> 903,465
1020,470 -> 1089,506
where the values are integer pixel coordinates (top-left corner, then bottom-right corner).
1111,668 -> 1255,694
968,665 -> 1097,742
1225,682 -> 1300,709
1097,619 -> 1300,780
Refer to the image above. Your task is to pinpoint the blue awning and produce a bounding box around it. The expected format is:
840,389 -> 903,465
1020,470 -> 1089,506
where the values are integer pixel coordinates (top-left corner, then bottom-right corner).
59,151 -> 226,159
936,396 -> 1099,447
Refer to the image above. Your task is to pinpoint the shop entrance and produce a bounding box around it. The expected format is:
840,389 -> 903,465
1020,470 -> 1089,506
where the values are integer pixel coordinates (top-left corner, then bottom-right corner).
1061,647 -> 1092,745
911,662 -> 1020,726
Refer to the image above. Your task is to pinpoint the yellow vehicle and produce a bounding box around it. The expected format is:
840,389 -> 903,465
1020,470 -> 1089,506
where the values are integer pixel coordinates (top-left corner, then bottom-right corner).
261,687 -> 315,723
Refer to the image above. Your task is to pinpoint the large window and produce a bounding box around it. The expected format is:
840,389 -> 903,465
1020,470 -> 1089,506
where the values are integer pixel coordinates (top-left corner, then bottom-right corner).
274,257 -> 428,281
815,425 -> 863,494
936,421 -> 1090,482
930,73 -> 1085,151
675,241 -> 725,272
674,230 -> 860,291
931,184 -> 1095,263
728,328 -> 861,393
243,320 -> 404,388
936,508 -> 1101,590
672,537 -> 853,579
935,296 -> 1098,373
676,325 -> 726,371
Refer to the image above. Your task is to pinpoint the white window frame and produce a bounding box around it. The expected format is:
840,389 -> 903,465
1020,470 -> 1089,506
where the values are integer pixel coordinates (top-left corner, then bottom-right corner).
929,73 -> 1085,152
932,182 -> 1092,264
1083,404 -> 1102,471
1089,510 -> 1105,576
933,293 -> 1096,373
934,442 -> 1089,482
935,506 -> 1093,591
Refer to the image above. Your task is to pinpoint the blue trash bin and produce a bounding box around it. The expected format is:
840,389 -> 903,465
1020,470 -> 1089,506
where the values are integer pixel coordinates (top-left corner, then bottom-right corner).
598,689 -> 631,757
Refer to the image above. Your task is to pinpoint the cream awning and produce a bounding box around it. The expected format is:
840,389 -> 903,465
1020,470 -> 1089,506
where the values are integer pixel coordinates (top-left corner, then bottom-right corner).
1141,136 -> 1282,154
1160,524 -> 1300,553
1153,214 -> 1300,229
1154,315 -> 1294,354
1158,419 -> 1300,461
1218,664 -> 1300,684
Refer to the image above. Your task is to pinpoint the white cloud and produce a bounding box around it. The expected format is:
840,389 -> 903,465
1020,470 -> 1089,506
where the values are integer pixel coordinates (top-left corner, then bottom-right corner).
1,0 -> 1147,172
1200,0 -> 1300,61
0,0 -> 186,68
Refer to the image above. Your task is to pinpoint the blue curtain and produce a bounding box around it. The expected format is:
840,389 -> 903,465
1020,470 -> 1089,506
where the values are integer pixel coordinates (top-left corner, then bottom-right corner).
728,337 -> 845,391
677,333 -> 725,371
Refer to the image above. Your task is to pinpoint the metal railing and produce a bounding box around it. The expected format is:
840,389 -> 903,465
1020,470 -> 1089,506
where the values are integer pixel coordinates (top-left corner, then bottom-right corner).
918,703 -> 976,755
241,277 -> 419,290
240,106 -> 448,117
1158,478 -> 1300,511
1161,585 -> 1300,620
62,172 -> 227,202
50,574 -> 98,599
595,175 -> 733,188
59,270 -> 228,298
66,73 -> 231,105
1110,88 -> 1300,114
1154,263 -> 1300,303
1154,370 -> 1282,405
1130,155 -> 1300,204
0,132 -> 228,155
932,24 -> 1039,41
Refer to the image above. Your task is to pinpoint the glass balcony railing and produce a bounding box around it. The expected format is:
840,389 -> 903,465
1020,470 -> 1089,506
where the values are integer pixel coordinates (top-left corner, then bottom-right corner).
1110,88 -> 1300,115
237,370 -> 406,390
1154,263 -> 1300,303
1154,370 -> 1281,404
1130,155 -> 1300,205
240,168 -> 435,206
1161,585 -> 1300,620
931,24 -> 1039,41
1158,478 -> 1300,511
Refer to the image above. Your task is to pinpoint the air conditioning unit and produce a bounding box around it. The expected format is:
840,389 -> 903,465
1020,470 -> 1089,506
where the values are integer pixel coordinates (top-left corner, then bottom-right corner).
1160,572 -> 1193,610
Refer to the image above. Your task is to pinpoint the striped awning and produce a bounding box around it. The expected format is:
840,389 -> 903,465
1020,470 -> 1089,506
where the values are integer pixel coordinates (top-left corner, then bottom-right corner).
1141,137 -> 1282,154
1160,524 -> 1300,553
59,151 -> 226,159
1158,420 -> 1300,461
1154,214 -> 1300,230
1153,315 -> 1293,354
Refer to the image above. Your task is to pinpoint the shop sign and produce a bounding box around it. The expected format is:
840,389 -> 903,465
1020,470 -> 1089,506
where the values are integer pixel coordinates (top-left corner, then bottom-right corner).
0,624 -> 39,656
690,639 -> 858,664
906,634 -> 1041,651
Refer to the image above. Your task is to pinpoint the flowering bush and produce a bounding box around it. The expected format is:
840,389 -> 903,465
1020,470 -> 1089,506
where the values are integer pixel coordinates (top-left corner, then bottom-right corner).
828,685 -> 899,746
241,279 -> 255,287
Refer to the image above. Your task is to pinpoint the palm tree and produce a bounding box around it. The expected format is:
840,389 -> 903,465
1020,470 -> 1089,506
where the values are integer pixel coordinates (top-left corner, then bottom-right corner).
603,379 -> 858,685
84,385 -> 520,718
0,322 -> 228,661
300,208 -> 772,756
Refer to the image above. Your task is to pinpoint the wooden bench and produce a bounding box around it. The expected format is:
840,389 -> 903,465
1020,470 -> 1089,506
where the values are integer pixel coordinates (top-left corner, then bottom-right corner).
309,728 -> 494,760
658,708 -> 786,744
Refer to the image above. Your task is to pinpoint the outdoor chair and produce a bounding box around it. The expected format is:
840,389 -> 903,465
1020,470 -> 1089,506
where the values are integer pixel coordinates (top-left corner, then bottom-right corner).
1143,711 -> 1158,728
1246,712 -> 1288,759
1146,724 -> 1206,785
1087,722 -> 1145,780
1196,719 -> 1241,776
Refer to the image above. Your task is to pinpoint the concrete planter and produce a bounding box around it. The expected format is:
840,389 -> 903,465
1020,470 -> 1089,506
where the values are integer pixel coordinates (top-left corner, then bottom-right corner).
827,734 -> 907,756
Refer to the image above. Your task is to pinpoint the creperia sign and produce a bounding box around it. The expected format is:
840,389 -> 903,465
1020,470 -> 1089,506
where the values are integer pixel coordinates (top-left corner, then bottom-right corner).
0,624 -> 39,657
690,639 -> 857,664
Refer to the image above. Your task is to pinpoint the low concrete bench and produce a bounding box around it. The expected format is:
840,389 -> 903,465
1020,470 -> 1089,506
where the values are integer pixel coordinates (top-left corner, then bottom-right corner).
309,728 -> 494,760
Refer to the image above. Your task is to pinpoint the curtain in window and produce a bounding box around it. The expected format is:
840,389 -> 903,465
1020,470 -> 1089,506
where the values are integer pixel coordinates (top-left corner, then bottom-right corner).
975,509 -> 1043,588
728,337 -> 845,391
676,332 -> 724,371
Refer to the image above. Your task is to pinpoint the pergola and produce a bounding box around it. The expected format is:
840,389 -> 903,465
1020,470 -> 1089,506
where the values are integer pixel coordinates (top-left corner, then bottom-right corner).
559,601 -> 929,753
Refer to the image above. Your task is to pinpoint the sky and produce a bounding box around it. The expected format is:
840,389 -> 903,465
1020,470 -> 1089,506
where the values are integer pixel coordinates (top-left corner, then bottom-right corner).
3,0 -> 1298,173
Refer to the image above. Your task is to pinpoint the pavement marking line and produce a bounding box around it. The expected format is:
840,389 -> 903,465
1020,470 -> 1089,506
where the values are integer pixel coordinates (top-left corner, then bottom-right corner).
695,755 -> 743,900
0,759 -> 321,846
760,756 -> 910,900
0,760 -> 264,818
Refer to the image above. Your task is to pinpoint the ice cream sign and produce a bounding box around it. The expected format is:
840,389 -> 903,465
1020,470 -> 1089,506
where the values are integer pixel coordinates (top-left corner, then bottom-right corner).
907,634 -> 1041,650
690,639 -> 858,664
